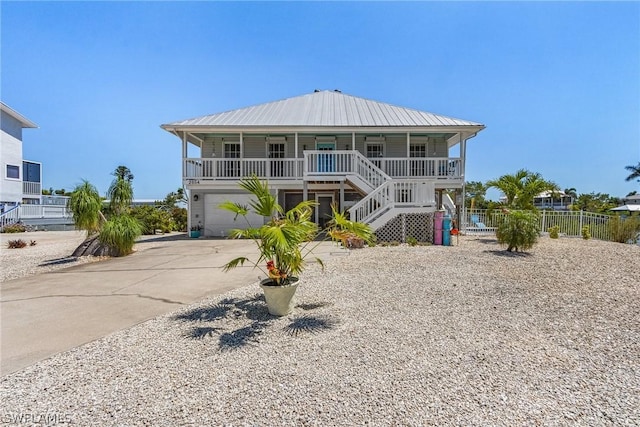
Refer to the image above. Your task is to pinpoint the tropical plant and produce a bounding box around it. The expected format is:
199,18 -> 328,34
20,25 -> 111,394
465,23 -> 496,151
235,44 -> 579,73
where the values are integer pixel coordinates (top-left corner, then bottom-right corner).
486,169 -> 558,210
220,176 -> 373,286
495,209 -> 540,252
68,180 -> 104,235
99,214 -> 143,256
548,225 -> 560,239
571,192 -> 619,213
220,177 -> 322,286
107,166 -> 134,215
465,181 -> 488,210
581,225 -> 591,240
624,162 -> 640,183
69,167 -> 142,257
326,205 -> 376,249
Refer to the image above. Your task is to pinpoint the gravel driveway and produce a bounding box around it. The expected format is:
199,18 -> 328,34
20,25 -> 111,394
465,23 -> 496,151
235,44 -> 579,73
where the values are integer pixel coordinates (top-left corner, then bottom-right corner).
1,236 -> 638,426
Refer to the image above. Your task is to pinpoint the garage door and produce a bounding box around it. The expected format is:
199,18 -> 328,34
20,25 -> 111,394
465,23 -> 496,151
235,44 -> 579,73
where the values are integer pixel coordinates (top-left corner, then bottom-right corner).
204,194 -> 264,237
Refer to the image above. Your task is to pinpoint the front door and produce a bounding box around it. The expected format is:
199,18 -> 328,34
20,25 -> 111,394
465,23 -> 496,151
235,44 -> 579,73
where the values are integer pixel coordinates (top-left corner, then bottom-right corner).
317,142 -> 336,172
316,194 -> 335,229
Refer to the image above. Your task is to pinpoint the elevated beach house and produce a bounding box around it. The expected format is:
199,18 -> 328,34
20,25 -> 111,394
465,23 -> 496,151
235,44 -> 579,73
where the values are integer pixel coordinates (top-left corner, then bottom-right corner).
161,90 -> 485,242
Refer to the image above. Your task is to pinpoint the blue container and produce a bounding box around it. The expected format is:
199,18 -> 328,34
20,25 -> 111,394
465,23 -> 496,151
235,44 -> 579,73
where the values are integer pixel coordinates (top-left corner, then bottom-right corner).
434,211 -> 444,245
443,215 -> 452,246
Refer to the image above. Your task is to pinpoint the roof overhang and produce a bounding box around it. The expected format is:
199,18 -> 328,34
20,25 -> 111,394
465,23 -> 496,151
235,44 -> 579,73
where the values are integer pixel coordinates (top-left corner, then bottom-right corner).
0,102 -> 38,128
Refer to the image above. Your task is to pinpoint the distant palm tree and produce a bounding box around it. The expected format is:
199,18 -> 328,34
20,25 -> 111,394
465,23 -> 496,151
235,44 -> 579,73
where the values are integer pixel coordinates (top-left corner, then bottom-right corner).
564,188 -> 578,199
625,162 -> 640,182
108,166 -> 134,215
113,165 -> 134,182
486,169 -> 558,210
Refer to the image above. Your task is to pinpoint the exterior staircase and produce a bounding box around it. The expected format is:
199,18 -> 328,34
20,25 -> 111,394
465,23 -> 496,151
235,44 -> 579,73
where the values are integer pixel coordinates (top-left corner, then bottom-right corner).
0,204 -> 21,231
304,151 -> 437,230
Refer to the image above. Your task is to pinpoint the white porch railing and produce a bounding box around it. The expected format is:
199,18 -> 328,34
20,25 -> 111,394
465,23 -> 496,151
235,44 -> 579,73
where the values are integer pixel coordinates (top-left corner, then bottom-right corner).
349,180 -> 436,226
19,204 -> 73,219
185,158 -> 303,182
23,181 -> 42,195
183,154 -> 462,182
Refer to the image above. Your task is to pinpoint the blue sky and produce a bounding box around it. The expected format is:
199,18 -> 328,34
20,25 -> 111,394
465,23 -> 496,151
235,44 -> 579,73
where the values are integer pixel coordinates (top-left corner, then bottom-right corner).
2,1 -> 639,200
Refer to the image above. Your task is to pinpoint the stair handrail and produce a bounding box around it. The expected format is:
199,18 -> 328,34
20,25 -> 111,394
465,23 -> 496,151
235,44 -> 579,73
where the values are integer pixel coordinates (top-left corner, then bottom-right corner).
348,181 -> 394,224
350,151 -> 391,189
0,203 -> 21,230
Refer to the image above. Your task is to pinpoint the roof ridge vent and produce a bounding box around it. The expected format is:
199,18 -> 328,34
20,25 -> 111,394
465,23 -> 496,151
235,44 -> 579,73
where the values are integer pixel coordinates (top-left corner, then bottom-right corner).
314,89 -> 320,92
334,89 -> 341,93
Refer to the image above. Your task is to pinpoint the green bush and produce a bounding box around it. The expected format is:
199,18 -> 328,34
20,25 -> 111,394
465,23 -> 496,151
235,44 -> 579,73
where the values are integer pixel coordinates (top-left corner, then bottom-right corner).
170,207 -> 188,232
99,214 -> 142,256
1,223 -> 26,233
496,210 -> 540,252
581,225 -> 591,240
130,206 -> 174,234
548,225 -> 560,239
406,236 -> 418,246
608,215 -> 640,244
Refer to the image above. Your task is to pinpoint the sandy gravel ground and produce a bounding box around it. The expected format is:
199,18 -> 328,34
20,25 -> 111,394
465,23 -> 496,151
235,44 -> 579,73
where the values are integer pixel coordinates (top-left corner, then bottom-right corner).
0,230 -> 172,283
1,235 -> 638,426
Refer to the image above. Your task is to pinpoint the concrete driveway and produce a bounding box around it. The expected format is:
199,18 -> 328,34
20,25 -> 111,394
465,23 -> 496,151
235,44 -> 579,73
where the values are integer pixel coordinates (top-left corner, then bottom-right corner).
1,234 -> 339,376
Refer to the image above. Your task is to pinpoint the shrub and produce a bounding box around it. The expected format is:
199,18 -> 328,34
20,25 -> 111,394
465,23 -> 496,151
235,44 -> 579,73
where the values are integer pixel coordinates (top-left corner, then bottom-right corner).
548,225 -> 560,239
581,225 -> 591,240
496,210 -> 540,252
608,215 -> 640,244
406,236 -> 418,246
99,214 -> 143,256
130,205 -> 174,234
170,207 -> 188,232
7,239 -> 27,248
1,223 -> 26,233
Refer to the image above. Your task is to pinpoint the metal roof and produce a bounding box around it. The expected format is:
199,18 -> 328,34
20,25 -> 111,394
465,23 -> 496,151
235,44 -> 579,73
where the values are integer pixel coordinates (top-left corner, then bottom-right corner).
162,91 -> 484,129
1,102 -> 38,128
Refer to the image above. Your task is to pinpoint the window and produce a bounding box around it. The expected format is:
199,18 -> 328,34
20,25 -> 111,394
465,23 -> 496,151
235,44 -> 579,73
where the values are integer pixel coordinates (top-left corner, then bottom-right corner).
23,161 -> 41,182
6,165 -> 19,179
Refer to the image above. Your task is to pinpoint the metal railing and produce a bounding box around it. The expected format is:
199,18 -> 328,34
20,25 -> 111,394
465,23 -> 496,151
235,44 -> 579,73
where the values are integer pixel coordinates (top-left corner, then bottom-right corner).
23,181 -> 42,195
462,209 -> 615,241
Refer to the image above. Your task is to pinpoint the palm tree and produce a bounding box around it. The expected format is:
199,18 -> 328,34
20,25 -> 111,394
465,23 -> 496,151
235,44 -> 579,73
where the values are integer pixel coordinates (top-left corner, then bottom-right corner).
108,166 -> 134,215
68,180 -> 104,236
486,169 -> 558,210
625,162 -> 640,183
113,165 -> 134,182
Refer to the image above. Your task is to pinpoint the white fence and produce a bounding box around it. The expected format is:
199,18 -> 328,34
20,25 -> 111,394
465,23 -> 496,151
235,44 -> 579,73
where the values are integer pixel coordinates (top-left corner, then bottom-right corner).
462,209 -> 615,241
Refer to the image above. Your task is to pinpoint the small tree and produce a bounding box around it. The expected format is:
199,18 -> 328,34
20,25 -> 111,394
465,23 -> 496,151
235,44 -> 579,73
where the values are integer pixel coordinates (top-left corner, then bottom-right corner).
495,209 -> 540,252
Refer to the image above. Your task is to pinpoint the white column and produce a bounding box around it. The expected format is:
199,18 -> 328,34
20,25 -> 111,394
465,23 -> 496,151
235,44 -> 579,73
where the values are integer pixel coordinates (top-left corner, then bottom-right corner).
295,133 -> 299,178
182,132 -> 188,180
406,132 -> 410,157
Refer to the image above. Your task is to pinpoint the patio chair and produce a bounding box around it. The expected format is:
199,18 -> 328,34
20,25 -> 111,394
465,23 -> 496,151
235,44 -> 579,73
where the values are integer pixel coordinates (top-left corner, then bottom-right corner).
471,214 -> 487,230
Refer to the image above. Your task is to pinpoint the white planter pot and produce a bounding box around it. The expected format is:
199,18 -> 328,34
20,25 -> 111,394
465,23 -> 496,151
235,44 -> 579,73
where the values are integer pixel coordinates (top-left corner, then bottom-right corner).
259,278 -> 300,316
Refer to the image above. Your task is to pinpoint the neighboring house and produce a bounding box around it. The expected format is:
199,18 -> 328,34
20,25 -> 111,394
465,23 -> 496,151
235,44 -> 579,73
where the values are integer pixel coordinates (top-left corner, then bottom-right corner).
161,90 -> 485,241
611,193 -> 640,213
533,190 -> 574,211
0,102 -> 39,211
0,102 -> 72,230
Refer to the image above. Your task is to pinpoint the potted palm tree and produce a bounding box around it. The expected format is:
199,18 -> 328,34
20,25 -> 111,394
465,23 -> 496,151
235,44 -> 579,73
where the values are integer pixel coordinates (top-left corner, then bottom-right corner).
220,176 -> 374,316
